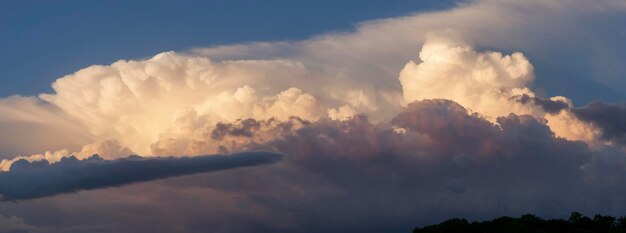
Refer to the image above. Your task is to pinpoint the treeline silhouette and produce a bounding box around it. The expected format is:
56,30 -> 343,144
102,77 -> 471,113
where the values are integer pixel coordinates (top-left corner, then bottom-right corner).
413,212 -> 626,233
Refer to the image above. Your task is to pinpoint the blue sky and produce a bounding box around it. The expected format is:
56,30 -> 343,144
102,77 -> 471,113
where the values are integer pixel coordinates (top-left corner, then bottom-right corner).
0,0 -> 454,97
3,1 -> 625,104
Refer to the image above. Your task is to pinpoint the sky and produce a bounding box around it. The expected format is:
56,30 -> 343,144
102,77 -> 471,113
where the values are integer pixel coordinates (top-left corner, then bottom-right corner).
1,0 -> 626,233
0,0 -> 454,97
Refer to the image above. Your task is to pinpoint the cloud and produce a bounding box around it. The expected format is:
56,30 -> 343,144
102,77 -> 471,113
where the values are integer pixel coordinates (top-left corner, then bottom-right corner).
0,0 -> 622,168
0,0 -> 625,232
0,30 -> 598,167
0,214 -> 117,233
512,94 -> 569,114
399,30 -> 536,118
195,0 -> 626,101
37,55 -> 327,155
2,0 -> 625,160
572,102 -> 626,147
0,96 -> 95,158
0,140 -> 134,172
151,116 -> 309,156
185,100 -> 622,232
5,99 -> 620,233
0,152 -> 283,201
396,30 -> 607,145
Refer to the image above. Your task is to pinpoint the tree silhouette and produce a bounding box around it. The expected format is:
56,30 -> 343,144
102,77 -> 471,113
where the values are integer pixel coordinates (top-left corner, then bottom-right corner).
413,212 -> 626,233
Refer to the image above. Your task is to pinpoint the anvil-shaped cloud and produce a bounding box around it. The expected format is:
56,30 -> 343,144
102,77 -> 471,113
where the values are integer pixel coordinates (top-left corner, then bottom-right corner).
0,0 -> 625,232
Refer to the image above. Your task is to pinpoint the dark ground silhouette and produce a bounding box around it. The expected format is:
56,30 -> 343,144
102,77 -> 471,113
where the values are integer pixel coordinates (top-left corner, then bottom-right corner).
414,212 -> 626,233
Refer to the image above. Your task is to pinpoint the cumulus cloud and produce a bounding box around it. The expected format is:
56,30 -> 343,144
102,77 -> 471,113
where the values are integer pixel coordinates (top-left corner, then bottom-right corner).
195,0 -> 626,101
38,55 -> 329,155
152,116 -> 309,156
4,99 -> 620,233
399,30 -> 536,117
0,0 -> 625,232
1,0 -> 624,162
246,100 -> 622,232
7,99 -> 621,231
195,100 -> 623,232
0,30 -> 602,168
0,152 -> 283,201
396,30 -> 606,144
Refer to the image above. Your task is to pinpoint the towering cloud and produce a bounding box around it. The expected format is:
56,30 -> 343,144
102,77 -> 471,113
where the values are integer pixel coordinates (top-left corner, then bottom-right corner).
397,31 -> 603,143
38,55 -> 329,155
1,0 -> 625,162
399,31 -> 536,118
0,32 -> 604,169
0,0 -> 625,232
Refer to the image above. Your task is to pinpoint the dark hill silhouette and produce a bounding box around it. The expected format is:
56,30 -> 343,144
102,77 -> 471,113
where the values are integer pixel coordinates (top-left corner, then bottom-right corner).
413,212 -> 626,233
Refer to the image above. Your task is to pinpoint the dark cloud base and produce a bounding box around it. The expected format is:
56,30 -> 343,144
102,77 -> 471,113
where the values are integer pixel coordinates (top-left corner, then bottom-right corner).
511,94 -> 569,114
573,102 -> 626,146
89,99 -> 622,233
0,152 -> 283,201
1,99 -> 626,233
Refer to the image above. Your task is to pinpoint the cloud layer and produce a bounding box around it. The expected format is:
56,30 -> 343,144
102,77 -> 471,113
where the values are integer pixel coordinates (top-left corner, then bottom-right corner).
0,152 -> 283,201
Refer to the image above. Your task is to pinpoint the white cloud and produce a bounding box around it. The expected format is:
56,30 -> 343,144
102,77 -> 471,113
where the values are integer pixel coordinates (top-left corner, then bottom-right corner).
0,1 -> 626,232
0,0 -> 624,169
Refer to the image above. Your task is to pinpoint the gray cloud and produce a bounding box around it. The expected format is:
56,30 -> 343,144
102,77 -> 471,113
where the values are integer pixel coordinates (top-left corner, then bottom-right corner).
0,152 -> 283,201
219,100 -> 624,232
107,99 -> 620,233
512,94 -> 570,114
1,100 -> 625,232
572,102 -> 626,146
0,214 -> 118,233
